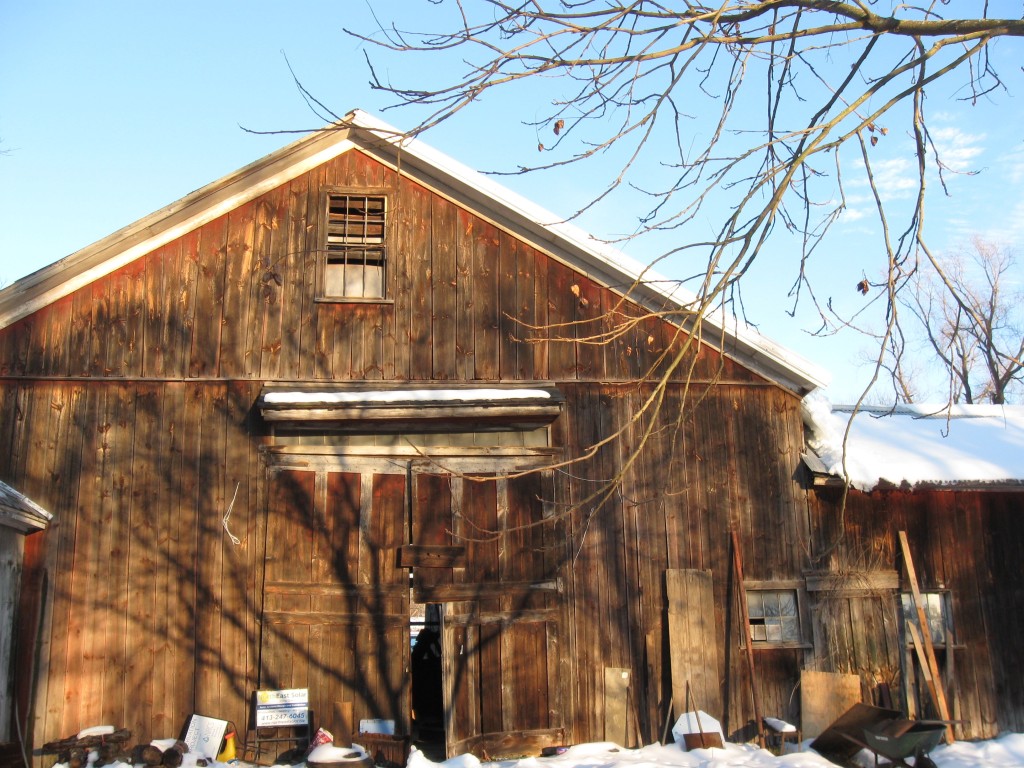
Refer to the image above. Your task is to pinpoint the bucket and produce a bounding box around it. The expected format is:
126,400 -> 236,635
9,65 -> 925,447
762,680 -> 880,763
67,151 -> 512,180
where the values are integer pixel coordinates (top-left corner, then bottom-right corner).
683,732 -> 723,750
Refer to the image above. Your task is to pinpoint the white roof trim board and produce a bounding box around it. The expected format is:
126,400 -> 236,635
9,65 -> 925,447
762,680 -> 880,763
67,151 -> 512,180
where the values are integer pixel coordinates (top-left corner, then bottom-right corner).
0,109 -> 829,394
0,479 -> 53,533
802,392 -> 1024,491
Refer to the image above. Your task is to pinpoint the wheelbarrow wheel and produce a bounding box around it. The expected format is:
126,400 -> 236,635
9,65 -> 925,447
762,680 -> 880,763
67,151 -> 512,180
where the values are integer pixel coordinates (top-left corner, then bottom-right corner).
915,752 -> 938,768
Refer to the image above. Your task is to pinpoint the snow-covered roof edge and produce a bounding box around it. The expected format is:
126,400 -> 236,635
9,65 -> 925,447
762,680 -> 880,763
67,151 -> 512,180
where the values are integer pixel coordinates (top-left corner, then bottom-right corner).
801,392 -> 1024,492
0,109 -> 829,394
0,478 -> 53,533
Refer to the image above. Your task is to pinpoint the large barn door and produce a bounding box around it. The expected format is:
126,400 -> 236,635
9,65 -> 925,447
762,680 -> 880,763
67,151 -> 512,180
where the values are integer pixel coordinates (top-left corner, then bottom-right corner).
261,466 -> 410,739
410,467 -> 566,758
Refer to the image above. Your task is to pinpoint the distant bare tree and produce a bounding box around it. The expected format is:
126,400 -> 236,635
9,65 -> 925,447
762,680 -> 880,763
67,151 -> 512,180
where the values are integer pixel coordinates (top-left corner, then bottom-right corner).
903,238 -> 1024,404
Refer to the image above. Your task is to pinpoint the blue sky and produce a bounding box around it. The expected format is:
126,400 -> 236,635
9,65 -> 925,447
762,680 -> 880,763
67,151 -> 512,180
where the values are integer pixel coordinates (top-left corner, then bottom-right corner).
2,2 -> 1022,402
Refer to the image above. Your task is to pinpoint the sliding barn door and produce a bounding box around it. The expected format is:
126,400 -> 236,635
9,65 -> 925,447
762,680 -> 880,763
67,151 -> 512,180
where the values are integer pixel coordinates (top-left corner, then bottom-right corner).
410,467 -> 567,758
261,466 -> 410,735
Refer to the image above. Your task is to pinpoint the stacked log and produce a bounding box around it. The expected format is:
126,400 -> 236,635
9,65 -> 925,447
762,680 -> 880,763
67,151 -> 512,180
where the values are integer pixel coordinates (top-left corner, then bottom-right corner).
42,732 -> 208,768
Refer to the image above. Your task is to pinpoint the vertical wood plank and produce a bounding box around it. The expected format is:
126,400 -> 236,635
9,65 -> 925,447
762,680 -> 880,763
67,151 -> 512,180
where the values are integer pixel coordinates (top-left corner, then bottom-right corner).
455,209 -> 476,381
666,569 -> 722,720
431,196 -> 457,379
219,200 -> 257,378
189,214 -> 228,377
497,234 -> 519,380
473,220 -> 500,380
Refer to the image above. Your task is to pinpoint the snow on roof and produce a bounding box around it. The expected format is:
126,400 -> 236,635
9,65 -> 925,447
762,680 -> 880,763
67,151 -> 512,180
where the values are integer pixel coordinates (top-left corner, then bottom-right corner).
801,392 -> 1024,491
0,478 -> 53,532
262,388 -> 554,406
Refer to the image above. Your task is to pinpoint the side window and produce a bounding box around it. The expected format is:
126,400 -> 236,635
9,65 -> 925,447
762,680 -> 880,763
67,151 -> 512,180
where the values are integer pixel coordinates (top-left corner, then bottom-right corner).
320,192 -> 387,300
747,588 -> 802,645
901,591 -> 950,646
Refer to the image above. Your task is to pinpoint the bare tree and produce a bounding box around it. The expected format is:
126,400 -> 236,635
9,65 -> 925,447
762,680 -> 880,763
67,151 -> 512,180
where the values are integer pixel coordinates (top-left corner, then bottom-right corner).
903,238 -> 1024,404
341,2 -> 1024,513
349,1 -> 1021,358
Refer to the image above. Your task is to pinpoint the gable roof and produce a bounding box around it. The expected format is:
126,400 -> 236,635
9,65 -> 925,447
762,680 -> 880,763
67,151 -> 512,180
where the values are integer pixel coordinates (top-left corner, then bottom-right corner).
0,109 -> 829,394
802,394 -> 1024,491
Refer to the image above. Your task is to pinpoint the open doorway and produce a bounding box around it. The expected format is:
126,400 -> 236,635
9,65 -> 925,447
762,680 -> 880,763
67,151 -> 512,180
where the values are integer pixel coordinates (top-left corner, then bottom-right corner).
411,603 -> 444,759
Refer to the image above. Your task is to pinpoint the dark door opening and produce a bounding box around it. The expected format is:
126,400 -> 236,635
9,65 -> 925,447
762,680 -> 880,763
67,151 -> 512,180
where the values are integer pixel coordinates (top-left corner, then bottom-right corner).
411,603 -> 445,759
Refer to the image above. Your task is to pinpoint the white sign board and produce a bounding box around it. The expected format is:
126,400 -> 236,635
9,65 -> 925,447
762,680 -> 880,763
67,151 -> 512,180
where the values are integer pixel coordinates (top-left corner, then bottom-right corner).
183,714 -> 229,760
254,688 -> 310,727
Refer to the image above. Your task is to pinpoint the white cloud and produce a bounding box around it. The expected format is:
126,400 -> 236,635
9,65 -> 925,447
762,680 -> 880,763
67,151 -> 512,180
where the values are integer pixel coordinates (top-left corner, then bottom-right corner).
927,125 -> 986,172
1005,145 -> 1024,186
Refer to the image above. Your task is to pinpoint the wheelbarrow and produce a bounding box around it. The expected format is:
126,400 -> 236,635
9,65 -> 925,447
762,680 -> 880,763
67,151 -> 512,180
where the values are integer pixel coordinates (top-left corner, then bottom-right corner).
840,719 -> 946,768
810,703 -> 947,768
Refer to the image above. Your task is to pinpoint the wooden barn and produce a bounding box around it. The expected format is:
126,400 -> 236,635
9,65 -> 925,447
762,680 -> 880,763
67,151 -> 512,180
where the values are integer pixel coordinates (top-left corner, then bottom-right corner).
801,401 -> 1024,740
0,111 -> 1020,763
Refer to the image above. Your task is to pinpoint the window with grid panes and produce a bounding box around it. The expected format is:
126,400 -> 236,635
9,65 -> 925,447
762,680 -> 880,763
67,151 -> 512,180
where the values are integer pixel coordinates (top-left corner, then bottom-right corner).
747,589 -> 801,644
321,193 -> 386,299
901,591 -> 950,646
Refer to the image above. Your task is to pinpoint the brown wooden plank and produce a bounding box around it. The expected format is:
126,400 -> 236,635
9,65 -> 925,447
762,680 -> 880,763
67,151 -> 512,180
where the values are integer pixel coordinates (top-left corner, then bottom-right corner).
221,379 -> 257,730
528,244 -> 549,382
431,195 -> 458,379
142,241 -> 173,377
666,569 -> 722,720
545,260 -> 577,380
473,220 -> 500,380
899,530 -> 954,740
800,670 -> 863,739
368,471 -> 407,590
125,384 -> 161,738
100,383 -> 134,727
497,233 -> 519,380
189,213 -> 228,377
408,182 -> 434,380
312,166 -> 337,380
454,208 -> 476,380
604,667 -> 630,745
573,275 -> 605,380
59,385 -> 101,736
217,200 -> 257,378
400,544 -> 466,568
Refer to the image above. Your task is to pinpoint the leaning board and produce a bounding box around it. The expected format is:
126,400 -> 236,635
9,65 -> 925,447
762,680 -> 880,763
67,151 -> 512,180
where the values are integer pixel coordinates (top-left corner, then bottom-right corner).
666,569 -> 722,719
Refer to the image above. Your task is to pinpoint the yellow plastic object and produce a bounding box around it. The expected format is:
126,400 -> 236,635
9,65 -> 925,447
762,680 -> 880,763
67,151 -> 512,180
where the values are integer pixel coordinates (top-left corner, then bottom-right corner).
217,731 -> 237,762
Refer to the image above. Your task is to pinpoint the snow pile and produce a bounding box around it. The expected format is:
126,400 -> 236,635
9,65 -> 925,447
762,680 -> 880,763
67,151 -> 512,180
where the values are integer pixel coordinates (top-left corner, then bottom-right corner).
50,735 -> 1024,768
931,733 -> 1024,767
402,735 -> 1024,768
801,391 -> 1024,491
308,743 -> 371,764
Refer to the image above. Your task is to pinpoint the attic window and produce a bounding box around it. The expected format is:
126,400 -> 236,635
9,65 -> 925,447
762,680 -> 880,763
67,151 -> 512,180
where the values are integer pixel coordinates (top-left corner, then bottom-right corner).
320,192 -> 387,300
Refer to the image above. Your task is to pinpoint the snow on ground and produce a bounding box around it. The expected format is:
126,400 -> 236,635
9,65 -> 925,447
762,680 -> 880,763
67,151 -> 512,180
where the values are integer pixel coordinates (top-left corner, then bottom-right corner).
53,734 -> 1024,768
402,735 -> 1024,768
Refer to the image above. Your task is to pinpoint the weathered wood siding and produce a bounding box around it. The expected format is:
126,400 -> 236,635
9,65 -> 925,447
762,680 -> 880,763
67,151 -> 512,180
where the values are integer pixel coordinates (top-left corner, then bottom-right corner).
0,530 -> 24,742
808,487 -> 1024,739
3,146 -> 1011,757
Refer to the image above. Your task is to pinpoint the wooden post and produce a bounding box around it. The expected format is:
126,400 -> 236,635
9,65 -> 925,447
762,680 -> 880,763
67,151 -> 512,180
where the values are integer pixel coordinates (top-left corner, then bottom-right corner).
731,531 -> 765,748
898,531 -> 954,742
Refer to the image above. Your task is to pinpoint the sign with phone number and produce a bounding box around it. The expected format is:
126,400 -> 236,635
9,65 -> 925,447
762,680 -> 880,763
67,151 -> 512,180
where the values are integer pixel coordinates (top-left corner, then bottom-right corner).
255,688 -> 309,727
